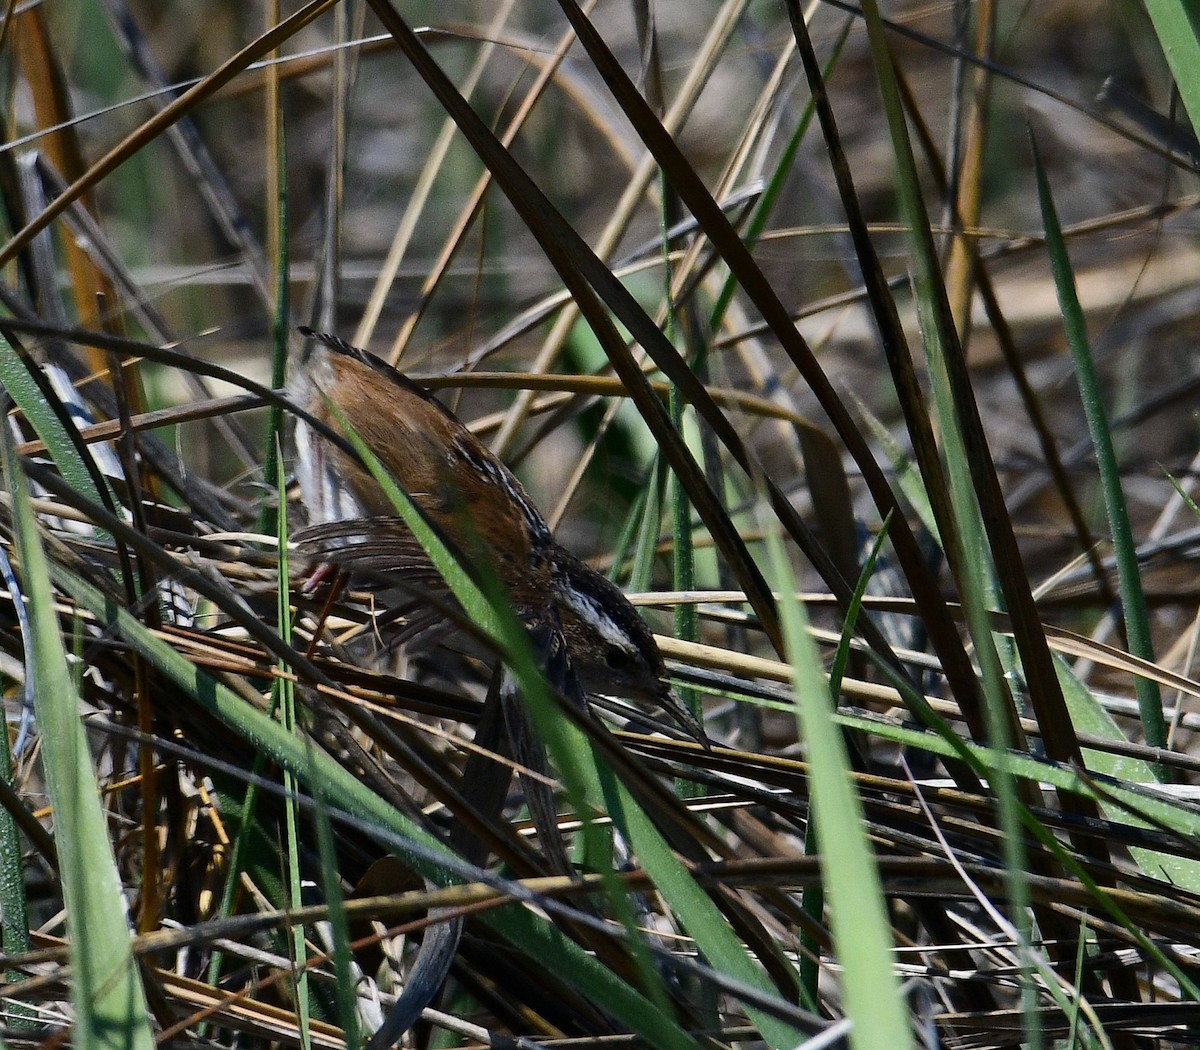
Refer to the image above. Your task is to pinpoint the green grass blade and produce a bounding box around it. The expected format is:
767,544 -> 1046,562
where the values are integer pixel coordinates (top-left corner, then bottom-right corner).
1139,2 -> 1200,140
1056,658 -> 1200,888
802,513 -> 894,1005
0,432 -> 153,1049
764,514 -> 914,1050
0,561 -> 32,1030
0,339 -> 110,512
855,0 -> 1086,782
1029,129 -> 1166,753
277,448 -> 358,1044
849,11 -> 1046,1033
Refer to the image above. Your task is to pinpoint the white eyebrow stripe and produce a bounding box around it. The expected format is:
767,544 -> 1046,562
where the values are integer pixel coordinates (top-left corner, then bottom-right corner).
558,587 -> 635,650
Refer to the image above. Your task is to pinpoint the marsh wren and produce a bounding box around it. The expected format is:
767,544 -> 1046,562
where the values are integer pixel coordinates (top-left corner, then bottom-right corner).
290,327 -> 704,742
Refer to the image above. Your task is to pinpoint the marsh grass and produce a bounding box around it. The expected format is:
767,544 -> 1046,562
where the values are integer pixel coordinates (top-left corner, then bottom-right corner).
1,2 -> 1200,1047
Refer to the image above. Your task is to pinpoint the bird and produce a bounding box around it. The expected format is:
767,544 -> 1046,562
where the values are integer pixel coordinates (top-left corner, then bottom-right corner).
289,326 -> 705,744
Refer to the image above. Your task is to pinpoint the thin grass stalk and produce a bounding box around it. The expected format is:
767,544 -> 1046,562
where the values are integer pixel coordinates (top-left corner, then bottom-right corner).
659,179 -> 703,748
942,0 -> 996,346
312,0 -> 355,335
386,2 -> 600,368
800,513 -> 892,1009
260,8 -> 289,538
950,474 -> 1043,1049
280,688 -> 311,1040
772,2 -> 990,734
202,727 -> 276,1017
708,13 -> 849,333
306,776 -> 361,1048
621,460 -> 663,593
274,447 -> 310,1043
856,0 -> 1070,758
13,8 -> 116,366
546,392 -> 631,531
886,66 -> 1113,605
100,351 -> 163,937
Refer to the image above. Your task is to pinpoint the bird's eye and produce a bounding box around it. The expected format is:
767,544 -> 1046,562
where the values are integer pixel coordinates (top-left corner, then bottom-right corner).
604,644 -> 631,671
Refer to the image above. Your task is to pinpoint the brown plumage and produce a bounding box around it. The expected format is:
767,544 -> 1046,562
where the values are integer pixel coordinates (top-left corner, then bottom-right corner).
290,327 -> 705,740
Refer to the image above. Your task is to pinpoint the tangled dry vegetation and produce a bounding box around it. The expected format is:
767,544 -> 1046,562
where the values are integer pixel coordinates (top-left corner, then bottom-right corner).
2,1 -> 1200,1048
